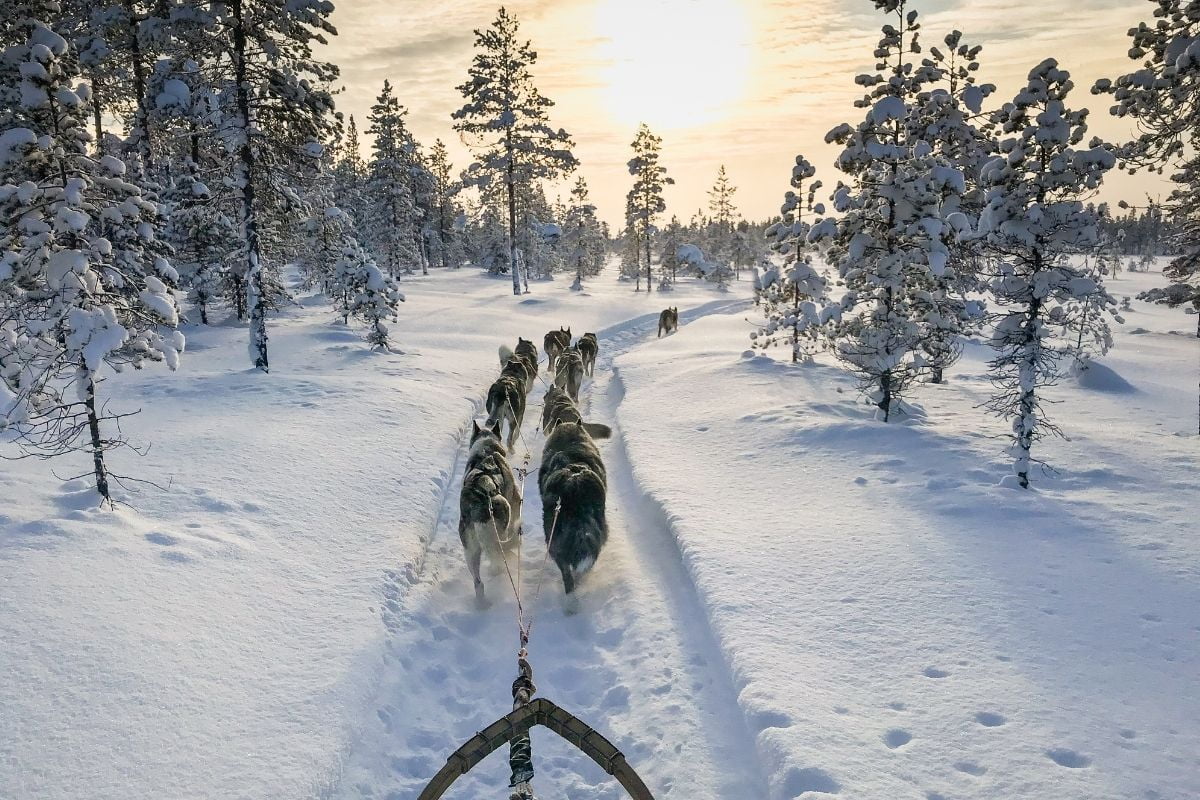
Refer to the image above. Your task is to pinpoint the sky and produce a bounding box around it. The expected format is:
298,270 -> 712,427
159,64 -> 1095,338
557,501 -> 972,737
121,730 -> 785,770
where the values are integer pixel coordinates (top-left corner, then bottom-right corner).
320,0 -> 1168,229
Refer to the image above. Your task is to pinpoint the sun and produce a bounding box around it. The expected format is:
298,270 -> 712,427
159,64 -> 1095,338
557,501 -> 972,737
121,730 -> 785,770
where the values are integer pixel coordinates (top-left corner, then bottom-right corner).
594,0 -> 752,131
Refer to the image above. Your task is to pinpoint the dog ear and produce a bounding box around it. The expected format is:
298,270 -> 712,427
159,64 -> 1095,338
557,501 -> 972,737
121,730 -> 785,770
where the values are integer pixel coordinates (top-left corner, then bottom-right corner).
472,420 -> 482,437
489,419 -> 502,436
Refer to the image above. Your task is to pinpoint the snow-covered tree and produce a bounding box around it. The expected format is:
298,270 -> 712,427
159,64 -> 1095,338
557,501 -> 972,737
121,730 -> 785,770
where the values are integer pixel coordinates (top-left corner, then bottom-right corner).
562,176 -> 605,289
426,138 -> 463,269
978,59 -> 1120,487
332,114 -> 367,229
755,155 -> 830,362
162,161 -> 238,325
0,17 -> 183,503
1096,0 -> 1200,430
452,6 -> 577,295
364,80 -> 422,277
626,124 -> 673,292
820,0 -> 971,419
329,240 -> 404,350
706,164 -> 739,272
217,0 -> 339,371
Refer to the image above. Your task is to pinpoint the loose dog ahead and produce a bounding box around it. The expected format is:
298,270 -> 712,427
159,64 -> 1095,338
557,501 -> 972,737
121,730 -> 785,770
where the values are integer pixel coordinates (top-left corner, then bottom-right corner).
658,307 -> 678,337
459,420 -> 523,606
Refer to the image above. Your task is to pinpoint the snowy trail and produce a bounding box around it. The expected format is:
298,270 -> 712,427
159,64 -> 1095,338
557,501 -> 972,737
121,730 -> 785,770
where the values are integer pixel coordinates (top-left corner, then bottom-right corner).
333,298 -> 766,800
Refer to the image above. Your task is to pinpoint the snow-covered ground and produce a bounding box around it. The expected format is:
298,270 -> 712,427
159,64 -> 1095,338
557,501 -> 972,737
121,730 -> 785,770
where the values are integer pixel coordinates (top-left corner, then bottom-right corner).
614,266 -> 1200,800
3,264 -> 1197,800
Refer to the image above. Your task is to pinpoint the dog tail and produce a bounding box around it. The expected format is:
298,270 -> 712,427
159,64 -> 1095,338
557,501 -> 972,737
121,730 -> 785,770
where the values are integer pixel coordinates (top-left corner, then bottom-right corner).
485,397 -> 509,429
499,344 -> 514,366
582,422 -> 612,440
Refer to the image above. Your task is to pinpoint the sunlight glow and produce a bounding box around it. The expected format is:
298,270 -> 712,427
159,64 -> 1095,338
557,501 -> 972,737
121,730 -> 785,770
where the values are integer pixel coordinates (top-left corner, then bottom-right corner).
594,0 -> 753,131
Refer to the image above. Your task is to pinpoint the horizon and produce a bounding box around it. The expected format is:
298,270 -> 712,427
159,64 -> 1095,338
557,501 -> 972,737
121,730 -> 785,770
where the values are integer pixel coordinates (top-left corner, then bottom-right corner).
323,0 -> 1169,229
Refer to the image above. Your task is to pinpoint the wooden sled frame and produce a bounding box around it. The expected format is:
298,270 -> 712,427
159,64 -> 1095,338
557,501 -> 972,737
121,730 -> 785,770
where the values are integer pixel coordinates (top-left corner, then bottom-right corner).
417,697 -> 655,800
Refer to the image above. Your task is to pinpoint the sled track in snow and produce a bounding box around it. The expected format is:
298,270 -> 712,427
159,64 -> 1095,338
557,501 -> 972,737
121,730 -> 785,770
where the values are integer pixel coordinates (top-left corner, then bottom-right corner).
333,297 -> 766,800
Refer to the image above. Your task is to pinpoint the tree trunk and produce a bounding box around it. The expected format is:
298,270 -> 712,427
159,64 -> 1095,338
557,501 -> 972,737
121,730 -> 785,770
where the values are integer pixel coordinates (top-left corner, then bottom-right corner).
232,0 -> 268,371
84,374 -> 111,505
198,300 -> 208,326
91,80 -> 105,157
124,0 -> 153,175
505,132 -> 520,296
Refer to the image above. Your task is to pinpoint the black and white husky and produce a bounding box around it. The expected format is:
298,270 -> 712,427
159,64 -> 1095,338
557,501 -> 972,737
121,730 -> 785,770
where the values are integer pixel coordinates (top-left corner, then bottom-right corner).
498,337 -> 538,393
485,372 -> 525,450
553,346 -> 585,402
459,420 -> 523,606
538,421 -> 609,602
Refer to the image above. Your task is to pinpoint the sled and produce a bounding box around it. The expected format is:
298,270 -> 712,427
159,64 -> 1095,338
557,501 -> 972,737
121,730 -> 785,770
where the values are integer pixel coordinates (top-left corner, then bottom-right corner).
417,696 -> 655,800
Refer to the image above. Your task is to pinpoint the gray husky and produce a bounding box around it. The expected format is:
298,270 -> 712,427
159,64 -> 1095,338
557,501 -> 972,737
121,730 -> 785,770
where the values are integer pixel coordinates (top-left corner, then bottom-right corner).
538,421 -> 609,600
577,333 -> 598,376
541,384 -> 612,438
485,372 -> 526,450
657,307 -> 679,338
459,420 -> 522,605
498,338 -> 538,393
554,346 -> 585,402
544,327 -> 571,373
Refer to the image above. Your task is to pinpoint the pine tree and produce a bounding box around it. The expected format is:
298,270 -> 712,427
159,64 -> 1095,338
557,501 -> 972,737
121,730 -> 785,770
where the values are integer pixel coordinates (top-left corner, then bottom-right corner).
333,115 -> 367,228
162,161 -> 238,325
220,0 -> 339,371
0,17 -> 183,503
1096,0 -> 1200,430
365,80 -> 421,277
452,7 -> 577,296
707,164 -> 739,273
757,156 -> 830,362
562,176 -> 605,289
819,0 -> 971,420
978,59 -> 1120,487
626,124 -> 672,293
426,139 -> 462,269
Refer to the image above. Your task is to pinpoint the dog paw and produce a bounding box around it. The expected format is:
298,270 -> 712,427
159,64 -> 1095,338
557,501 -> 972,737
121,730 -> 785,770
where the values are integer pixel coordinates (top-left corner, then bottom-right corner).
563,593 -> 581,616
474,593 -> 493,611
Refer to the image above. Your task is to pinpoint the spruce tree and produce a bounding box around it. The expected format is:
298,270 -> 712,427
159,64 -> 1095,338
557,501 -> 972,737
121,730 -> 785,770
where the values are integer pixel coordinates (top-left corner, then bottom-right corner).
626,124 -> 672,293
452,7 -> 577,295
0,16 -> 182,503
979,59 -> 1120,487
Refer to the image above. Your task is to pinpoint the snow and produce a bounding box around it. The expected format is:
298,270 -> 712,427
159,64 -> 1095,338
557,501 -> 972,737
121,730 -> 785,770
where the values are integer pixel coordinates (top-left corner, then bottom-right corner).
614,266 -> 1200,800
2,264 -> 1197,800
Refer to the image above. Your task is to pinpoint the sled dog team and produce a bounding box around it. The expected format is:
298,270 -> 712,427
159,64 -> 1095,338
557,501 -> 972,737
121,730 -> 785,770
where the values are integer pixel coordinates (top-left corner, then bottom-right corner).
459,327 -> 611,607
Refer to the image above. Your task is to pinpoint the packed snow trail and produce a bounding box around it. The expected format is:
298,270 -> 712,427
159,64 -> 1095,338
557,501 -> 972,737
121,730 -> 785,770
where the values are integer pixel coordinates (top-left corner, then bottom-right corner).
333,299 -> 766,800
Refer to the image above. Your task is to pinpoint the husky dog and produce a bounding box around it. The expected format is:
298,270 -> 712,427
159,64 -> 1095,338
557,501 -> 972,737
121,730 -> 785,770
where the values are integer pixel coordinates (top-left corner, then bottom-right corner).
577,333 -> 598,376
485,372 -> 526,450
500,356 -> 532,396
544,327 -> 571,373
541,384 -> 612,438
499,338 -> 539,393
658,307 -> 679,338
538,421 -> 608,599
553,346 -> 585,402
459,420 -> 522,605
